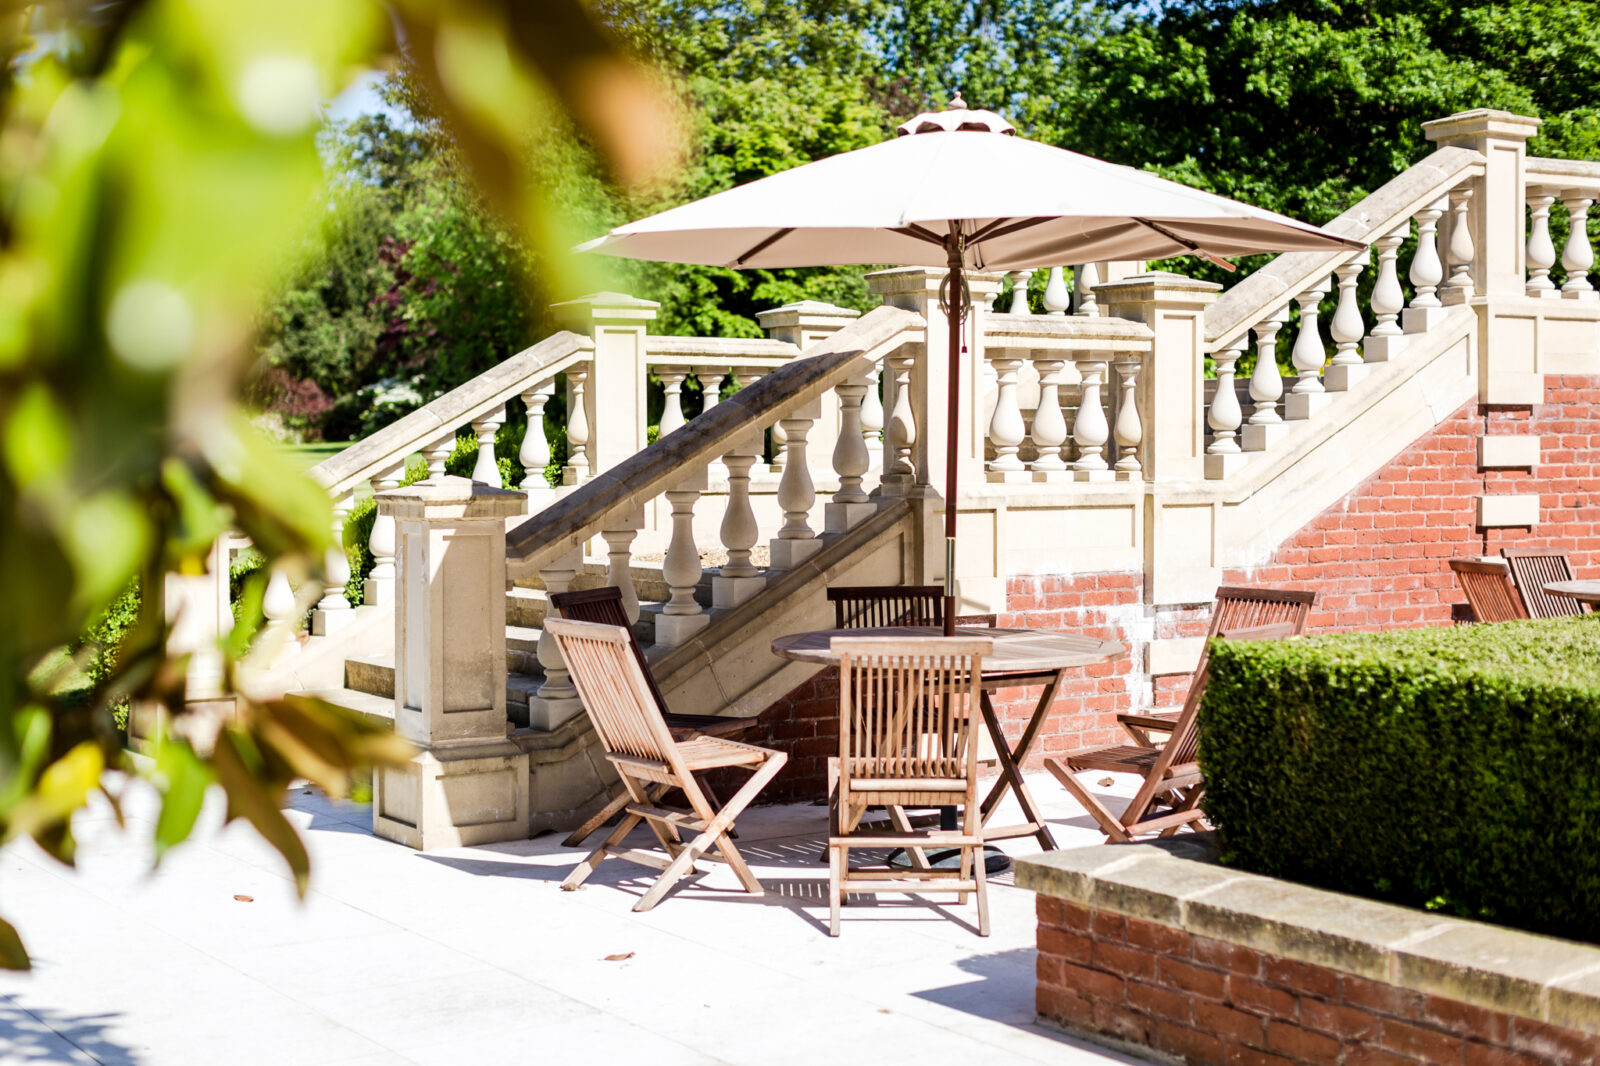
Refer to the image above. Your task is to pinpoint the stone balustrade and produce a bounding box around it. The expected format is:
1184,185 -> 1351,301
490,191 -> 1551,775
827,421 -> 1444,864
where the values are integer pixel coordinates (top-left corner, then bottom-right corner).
1198,148 -> 1489,478
1521,160 -> 1598,301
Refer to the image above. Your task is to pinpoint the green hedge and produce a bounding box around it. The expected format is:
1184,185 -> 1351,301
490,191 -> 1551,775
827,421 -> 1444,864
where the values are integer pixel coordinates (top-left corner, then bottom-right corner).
1201,616 -> 1600,944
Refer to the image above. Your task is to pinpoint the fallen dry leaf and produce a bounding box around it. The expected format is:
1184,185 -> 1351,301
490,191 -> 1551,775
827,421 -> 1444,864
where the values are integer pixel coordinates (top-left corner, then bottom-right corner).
603,952 -> 635,962
233,895 -> 254,903
1098,777 -> 1115,787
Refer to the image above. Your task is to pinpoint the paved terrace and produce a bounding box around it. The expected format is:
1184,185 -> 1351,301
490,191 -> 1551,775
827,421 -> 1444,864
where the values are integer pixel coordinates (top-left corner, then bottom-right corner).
0,770 -> 1156,1066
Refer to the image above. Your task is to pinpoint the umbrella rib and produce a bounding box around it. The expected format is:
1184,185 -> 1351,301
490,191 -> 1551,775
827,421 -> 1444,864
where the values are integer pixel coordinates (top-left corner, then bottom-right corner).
967,216 -> 1049,245
736,228 -> 797,265
893,223 -> 949,247
1132,218 -> 1238,272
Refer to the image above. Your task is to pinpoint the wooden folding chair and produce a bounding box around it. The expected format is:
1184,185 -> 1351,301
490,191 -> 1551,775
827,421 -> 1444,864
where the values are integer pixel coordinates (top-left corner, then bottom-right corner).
551,586 -> 761,847
826,585 -> 944,628
1044,621 -> 1294,843
828,636 -> 992,937
545,617 -> 786,912
1119,585 -> 1316,745
1501,550 -> 1588,618
1449,557 -> 1528,622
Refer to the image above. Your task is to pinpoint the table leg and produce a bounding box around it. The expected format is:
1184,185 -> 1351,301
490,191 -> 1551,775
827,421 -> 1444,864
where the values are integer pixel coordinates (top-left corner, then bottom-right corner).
977,669 -> 1066,851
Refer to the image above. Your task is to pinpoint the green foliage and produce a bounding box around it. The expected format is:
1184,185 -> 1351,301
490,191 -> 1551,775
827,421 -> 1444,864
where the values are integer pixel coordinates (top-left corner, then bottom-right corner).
1201,617 -> 1600,943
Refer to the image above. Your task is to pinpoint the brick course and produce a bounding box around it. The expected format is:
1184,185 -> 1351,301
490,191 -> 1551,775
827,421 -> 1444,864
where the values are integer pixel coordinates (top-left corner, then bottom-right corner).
1034,899 -> 1600,1065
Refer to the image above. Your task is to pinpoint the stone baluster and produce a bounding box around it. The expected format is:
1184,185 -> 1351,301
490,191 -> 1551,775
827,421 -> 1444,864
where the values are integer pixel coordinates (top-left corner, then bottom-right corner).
1027,354 -> 1068,481
519,381 -> 555,509
1242,310 -> 1288,452
827,374 -> 876,531
1205,341 -> 1246,478
1072,358 -> 1112,480
562,364 -> 591,484
714,433 -> 766,609
1112,359 -> 1142,478
1526,192 -> 1559,297
769,400 -> 822,569
533,552 -> 581,702
1007,269 -> 1034,314
1561,194 -> 1595,299
364,463 -> 403,605
261,563 -> 299,663
1364,225 -> 1409,363
1325,256 -> 1369,392
698,366 -> 728,415
424,435 -> 453,479
768,418 -> 788,473
529,548 -> 583,729
1403,197 -> 1448,333
600,507 -> 644,625
986,352 -> 1027,481
1442,184 -> 1476,303
656,365 -> 689,437
881,346 -> 918,493
731,369 -> 769,474
656,469 -> 710,647
1286,278 -> 1331,419
860,359 -> 884,453
470,406 -> 505,487
312,496 -> 354,634
1075,263 -> 1101,316
1042,266 -> 1070,314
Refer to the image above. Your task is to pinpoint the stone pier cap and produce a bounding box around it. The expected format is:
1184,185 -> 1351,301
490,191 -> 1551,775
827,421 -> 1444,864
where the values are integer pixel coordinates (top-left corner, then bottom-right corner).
1015,839 -> 1600,1037
376,475 -> 527,521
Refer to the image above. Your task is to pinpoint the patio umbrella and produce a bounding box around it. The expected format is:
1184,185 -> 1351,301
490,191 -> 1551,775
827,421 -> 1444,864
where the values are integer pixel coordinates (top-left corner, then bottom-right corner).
582,96 -> 1364,633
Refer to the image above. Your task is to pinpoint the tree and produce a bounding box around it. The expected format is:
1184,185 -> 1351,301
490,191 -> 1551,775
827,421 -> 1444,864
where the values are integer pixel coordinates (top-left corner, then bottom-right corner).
0,0 -> 681,969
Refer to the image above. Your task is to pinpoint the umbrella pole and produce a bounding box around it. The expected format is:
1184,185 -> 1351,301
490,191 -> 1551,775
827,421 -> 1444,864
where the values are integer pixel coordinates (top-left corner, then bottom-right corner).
943,242 -> 963,637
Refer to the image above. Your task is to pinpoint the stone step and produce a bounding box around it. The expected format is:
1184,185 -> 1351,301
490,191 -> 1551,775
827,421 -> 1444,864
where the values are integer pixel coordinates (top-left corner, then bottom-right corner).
284,687 -> 395,731
344,652 -> 545,730
507,624 -> 541,675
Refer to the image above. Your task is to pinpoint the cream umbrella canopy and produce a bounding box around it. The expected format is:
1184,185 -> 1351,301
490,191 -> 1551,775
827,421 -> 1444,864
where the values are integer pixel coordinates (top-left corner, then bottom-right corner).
582,96 -> 1363,633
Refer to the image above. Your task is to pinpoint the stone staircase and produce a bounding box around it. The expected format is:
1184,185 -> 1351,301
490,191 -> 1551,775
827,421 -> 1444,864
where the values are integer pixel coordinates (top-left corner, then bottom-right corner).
302,554 -> 722,729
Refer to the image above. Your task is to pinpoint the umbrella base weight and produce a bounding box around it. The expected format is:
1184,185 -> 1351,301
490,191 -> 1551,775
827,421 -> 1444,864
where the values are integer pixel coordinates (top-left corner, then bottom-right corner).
886,846 -> 1011,875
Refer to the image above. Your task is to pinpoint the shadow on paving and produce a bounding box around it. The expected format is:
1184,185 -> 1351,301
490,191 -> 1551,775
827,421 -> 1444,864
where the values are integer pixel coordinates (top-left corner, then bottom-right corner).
0,996 -> 142,1065
913,950 -> 1157,1065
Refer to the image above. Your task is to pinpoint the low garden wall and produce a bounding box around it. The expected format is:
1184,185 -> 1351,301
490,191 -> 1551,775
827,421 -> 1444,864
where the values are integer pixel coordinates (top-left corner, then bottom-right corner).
1016,839 -> 1600,1066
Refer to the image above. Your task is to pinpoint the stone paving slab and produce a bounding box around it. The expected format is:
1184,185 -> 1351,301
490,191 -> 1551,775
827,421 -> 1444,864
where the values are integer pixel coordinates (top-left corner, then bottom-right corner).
0,770 -> 1157,1066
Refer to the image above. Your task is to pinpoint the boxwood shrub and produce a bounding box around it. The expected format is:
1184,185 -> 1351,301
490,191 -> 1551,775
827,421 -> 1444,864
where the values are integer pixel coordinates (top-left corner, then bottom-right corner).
1201,616 -> 1600,944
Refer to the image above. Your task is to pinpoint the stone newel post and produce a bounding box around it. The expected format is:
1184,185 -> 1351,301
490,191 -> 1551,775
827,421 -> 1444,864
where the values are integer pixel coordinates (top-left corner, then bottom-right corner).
372,475 -> 529,850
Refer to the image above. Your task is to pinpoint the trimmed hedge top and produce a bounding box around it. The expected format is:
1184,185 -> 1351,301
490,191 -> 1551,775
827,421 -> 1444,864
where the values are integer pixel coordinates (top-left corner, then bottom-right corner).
1200,616 -> 1600,944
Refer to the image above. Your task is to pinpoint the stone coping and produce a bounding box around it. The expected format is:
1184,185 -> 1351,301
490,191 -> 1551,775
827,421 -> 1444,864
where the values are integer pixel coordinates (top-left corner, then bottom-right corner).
1015,838 -> 1600,1037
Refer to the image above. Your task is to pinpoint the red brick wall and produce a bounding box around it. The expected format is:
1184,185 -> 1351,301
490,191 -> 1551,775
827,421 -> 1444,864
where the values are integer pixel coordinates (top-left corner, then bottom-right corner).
747,378 -> 1600,801
1036,898 -> 1599,1066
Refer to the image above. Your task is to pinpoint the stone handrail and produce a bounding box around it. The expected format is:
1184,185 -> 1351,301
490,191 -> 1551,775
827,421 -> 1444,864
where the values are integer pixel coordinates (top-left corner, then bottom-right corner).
1527,156 -> 1600,196
642,335 -> 797,366
506,304 -> 925,579
307,330 -> 594,500
1206,146 -> 1485,352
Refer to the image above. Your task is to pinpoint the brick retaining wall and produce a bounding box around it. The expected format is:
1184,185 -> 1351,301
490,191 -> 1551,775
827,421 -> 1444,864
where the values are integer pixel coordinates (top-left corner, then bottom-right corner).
1017,843 -> 1600,1066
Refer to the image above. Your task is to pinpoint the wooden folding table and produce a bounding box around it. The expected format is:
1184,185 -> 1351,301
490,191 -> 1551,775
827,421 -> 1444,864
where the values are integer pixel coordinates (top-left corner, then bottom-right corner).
771,625 -> 1126,851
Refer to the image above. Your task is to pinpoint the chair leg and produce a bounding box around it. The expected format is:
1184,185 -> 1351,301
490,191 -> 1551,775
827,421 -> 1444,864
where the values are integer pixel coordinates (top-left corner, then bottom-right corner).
635,752 -> 787,912
1042,758 -> 1134,843
564,781 -> 670,848
562,807 -> 645,890
828,843 -> 844,937
886,805 -> 932,872
973,840 -> 990,937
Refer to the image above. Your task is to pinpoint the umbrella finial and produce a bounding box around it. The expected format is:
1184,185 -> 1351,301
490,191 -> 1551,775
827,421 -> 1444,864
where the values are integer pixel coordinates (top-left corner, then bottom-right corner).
948,91 -> 967,110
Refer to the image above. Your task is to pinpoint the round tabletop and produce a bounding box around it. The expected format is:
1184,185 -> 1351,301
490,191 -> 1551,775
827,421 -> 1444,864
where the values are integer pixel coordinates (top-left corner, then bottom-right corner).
771,625 -> 1125,672
1543,579 -> 1600,605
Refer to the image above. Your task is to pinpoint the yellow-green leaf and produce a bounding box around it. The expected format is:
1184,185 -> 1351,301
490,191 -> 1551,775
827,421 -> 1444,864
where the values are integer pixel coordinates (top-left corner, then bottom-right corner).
0,916 -> 31,971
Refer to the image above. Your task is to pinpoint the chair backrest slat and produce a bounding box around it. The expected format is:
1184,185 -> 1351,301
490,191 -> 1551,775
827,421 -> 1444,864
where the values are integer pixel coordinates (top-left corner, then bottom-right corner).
550,586 -> 673,715
834,636 -> 989,786
1501,550 -> 1585,618
544,617 -> 680,769
1166,620 -> 1298,768
1449,558 -> 1528,622
827,585 -> 945,629
1210,586 -> 1317,639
